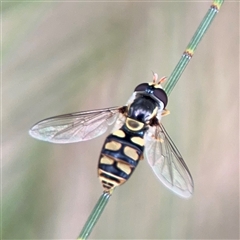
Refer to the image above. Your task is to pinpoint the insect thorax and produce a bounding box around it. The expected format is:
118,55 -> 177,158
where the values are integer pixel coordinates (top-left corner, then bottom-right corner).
127,95 -> 159,124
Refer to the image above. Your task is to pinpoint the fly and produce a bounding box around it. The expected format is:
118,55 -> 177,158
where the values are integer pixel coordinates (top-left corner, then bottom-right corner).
29,73 -> 194,198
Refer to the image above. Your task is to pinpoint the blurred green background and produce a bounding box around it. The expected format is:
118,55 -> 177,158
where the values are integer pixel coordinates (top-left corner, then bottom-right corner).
3,1 -> 239,239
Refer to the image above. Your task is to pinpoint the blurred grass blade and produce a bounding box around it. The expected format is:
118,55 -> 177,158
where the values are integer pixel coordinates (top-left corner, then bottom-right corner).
77,0 -> 224,239
77,192 -> 111,240
164,0 -> 224,95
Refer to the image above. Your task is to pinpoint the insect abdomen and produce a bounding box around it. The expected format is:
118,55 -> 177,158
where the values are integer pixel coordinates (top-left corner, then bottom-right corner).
98,128 -> 144,192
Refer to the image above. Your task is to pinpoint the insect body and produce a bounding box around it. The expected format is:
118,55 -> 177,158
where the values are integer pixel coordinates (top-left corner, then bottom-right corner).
29,74 -> 194,198
98,78 -> 168,191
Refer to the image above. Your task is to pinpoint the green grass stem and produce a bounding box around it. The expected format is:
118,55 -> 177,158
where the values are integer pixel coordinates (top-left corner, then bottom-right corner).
164,0 -> 224,95
77,191 -> 111,239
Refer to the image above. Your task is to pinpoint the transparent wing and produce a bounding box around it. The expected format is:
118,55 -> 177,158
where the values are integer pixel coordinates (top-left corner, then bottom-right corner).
144,123 -> 194,198
29,106 -> 122,143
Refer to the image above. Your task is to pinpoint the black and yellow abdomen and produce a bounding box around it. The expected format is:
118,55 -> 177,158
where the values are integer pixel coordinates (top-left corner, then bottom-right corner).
98,118 -> 146,192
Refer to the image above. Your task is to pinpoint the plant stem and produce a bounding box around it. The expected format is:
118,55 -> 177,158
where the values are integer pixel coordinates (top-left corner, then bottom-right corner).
164,0 -> 224,96
77,191 -> 112,240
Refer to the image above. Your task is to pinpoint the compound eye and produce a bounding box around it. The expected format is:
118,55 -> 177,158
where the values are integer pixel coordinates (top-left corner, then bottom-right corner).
153,88 -> 168,107
134,83 -> 149,92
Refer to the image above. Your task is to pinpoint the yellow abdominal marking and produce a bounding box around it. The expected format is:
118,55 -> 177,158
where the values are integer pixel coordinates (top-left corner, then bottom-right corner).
131,136 -> 144,146
112,130 -> 126,138
117,162 -> 132,174
126,118 -> 144,131
105,141 -> 122,151
100,155 -> 114,165
124,146 -> 139,161
99,176 -> 119,186
98,169 -> 125,184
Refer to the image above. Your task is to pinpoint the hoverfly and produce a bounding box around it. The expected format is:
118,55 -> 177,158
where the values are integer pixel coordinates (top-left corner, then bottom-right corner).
29,73 -> 194,198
